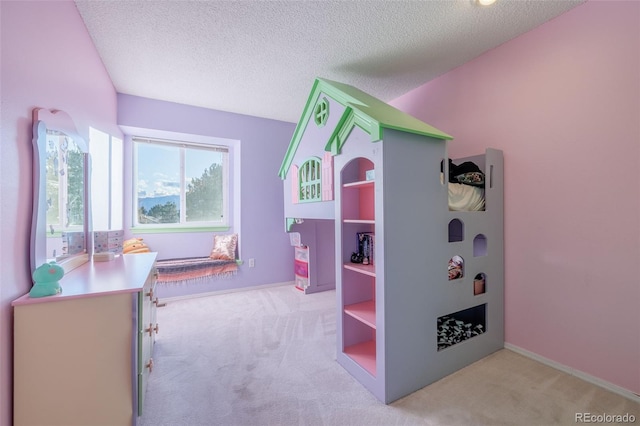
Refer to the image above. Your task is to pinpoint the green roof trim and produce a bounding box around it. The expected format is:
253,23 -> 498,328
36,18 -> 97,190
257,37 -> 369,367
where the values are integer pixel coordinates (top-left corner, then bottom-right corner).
279,78 -> 453,179
279,79 -> 323,179
325,106 -> 380,155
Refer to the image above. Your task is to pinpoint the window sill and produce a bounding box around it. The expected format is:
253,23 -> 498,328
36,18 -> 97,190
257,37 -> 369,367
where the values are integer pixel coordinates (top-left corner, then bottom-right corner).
130,226 -> 230,234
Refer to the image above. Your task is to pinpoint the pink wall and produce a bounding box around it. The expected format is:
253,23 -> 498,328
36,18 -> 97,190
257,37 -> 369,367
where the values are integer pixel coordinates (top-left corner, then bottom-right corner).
1,2 -> 637,422
391,1 -> 639,394
0,1 -> 119,423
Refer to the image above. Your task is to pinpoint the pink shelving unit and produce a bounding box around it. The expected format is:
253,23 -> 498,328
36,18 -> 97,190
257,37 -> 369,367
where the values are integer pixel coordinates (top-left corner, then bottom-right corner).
339,158 -> 378,379
344,300 -> 376,328
344,340 -> 376,376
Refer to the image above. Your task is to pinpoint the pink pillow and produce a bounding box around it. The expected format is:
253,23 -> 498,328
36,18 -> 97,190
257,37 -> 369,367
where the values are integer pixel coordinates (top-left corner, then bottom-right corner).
210,234 -> 238,260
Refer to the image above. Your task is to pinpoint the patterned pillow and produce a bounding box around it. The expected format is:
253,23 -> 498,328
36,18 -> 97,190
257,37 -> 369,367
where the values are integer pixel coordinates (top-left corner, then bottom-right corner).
210,234 -> 238,260
455,171 -> 485,187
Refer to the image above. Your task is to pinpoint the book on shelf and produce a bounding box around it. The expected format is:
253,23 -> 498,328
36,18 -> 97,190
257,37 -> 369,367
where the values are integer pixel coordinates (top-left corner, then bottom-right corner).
357,232 -> 374,265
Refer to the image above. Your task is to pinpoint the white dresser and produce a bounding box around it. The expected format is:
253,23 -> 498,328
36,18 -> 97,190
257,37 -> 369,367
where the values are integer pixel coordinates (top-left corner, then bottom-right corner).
13,252 -> 159,426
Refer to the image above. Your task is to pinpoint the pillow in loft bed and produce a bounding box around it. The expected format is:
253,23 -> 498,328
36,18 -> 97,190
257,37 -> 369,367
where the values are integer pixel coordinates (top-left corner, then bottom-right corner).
449,160 -> 485,187
449,183 -> 485,211
210,233 -> 238,260
455,171 -> 485,187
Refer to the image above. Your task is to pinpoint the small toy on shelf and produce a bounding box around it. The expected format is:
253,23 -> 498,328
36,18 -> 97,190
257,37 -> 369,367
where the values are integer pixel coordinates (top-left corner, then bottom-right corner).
30,262 -> 64,298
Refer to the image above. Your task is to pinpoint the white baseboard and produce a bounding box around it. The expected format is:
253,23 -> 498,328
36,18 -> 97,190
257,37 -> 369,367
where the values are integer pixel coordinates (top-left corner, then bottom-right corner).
504,343 -> 640,403
160,280 -> 294,303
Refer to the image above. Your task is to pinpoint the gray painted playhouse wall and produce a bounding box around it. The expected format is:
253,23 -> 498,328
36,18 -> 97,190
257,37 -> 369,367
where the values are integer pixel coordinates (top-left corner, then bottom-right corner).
334,126 -> 504,403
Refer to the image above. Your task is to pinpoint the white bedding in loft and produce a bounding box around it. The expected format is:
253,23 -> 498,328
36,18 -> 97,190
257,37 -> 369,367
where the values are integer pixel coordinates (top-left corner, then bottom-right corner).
449,183 -> 485,211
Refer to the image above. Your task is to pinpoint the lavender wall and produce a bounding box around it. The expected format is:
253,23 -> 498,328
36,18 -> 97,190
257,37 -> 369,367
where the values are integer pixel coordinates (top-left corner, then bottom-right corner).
0,1 -> 120,424
117,94 -> 295,299
390,1 -> 639,394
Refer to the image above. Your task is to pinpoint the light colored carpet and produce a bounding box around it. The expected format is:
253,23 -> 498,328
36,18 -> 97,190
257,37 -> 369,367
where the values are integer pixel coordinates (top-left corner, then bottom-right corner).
139,285 -> 639,426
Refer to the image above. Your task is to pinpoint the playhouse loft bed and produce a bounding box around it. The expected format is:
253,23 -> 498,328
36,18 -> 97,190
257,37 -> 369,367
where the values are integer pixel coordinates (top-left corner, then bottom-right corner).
280,78 -> 504,403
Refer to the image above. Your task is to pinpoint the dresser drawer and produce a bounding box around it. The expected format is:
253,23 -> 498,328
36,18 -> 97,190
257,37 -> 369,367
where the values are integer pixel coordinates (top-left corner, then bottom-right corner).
294,259 -> 308,278
295,275 -> 309,290
294,246 -> 309,262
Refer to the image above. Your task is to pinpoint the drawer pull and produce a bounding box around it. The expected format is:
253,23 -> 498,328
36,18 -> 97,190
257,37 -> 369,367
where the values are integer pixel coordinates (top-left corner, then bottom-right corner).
145,323 -> 159,336
154,297 -> 167,308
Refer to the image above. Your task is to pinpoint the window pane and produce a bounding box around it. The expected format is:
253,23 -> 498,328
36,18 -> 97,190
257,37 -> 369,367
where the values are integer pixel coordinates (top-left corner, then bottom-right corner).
45,133 -> 61,227
110,137 -> 123,230
89,128 -> 110,230
185,148 -> 224,222
133,137 -> 229,228
46,131 -> 84,230
45,131 -> 85,260
137,143 -> 180,224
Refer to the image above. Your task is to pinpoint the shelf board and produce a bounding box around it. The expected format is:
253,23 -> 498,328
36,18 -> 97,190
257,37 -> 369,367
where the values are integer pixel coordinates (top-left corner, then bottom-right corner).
344,300 -> 376,329
343,180 -> 374,189
344,340 -> 376,377
343,263 -> 376,277
343,219 -> 375,224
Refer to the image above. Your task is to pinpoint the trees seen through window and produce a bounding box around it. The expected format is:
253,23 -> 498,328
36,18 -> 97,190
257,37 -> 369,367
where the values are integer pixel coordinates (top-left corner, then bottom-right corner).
134,138 -> 228,228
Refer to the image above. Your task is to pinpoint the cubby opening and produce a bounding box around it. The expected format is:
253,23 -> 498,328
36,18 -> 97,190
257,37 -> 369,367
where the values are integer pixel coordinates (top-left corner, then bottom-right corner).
448,255 -> 464,280
342,157 -> 375,184
448,219 -> 463,242
343,314 -> 376,377
341,158 -> 375,222
473,273 -> 486,295
473,234 -> 487,256
437,304 -> 486,351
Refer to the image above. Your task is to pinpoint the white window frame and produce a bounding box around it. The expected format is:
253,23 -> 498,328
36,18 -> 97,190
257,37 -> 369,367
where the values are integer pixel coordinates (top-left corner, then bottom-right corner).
89,127 -> 123,231
132,136 -> 230,230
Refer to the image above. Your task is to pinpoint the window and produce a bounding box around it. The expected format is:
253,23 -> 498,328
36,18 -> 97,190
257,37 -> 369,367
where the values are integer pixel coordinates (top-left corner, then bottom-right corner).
90,127 -> 123,231
314,97 -> 329,127
45,130 -> 86,259
133,137 -> 229,228
299,157 -> 322,202
46,130 -> 85,234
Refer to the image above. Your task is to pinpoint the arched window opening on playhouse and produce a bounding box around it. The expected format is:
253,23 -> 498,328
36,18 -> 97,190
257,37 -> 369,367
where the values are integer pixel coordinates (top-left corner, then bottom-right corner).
448,219 -> 463,242
473,234 -> 487,256
448,255 -> 464,280
299,157 -> 322,202
474,273 -> 486,295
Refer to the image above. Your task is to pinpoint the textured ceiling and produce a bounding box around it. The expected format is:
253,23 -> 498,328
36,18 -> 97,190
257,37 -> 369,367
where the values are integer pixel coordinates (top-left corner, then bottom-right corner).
75,0 -> 584,123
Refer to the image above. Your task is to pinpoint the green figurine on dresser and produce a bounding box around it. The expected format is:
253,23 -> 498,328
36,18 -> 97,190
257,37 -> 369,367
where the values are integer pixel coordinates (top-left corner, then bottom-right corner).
30,262 -> 64,297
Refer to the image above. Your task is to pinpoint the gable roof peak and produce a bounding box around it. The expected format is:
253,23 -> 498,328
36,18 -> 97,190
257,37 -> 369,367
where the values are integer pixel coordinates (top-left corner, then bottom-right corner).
279,78 -> 453,178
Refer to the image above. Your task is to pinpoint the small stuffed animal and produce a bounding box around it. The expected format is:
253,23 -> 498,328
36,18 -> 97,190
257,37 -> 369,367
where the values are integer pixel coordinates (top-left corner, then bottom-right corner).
122,237 -> 151,254
30,262 -> 64,298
